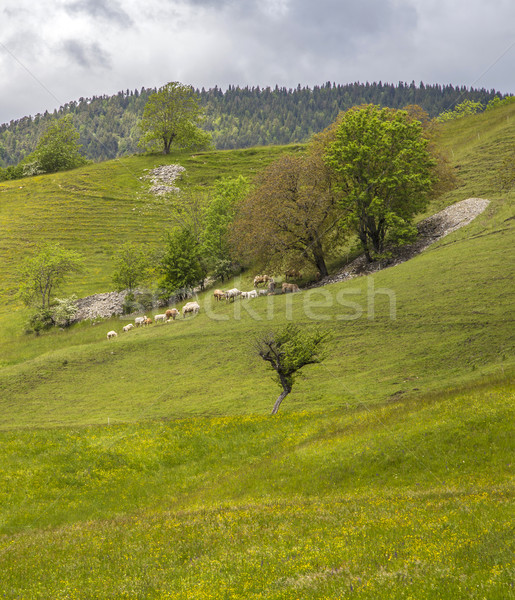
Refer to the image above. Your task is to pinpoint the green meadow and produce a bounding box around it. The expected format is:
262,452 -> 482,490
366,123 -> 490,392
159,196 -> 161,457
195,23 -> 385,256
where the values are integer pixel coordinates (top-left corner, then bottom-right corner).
0,105 -> 513,598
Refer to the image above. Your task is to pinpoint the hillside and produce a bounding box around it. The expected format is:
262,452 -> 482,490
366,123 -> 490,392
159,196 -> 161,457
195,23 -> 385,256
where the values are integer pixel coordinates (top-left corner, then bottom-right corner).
0,104 -> 513,599
0,81 -> 505,166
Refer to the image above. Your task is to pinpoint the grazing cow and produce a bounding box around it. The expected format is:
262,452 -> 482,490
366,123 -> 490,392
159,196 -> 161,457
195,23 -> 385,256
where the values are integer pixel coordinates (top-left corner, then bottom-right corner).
253,274 -> 273,287
135,316 -> 147,327
282,282 -> 300,293
143,318 -> 152,326
154,313 -> 166,323
258,289 -> 268,296
225,288 -> 241,302
285,269 -> 301,279
241,290 -> 258,299
213,289 -> 226,301
122,324 -> 134,332
107,330 -> 117,339
182,301 -> 200,317
165,308 -> 179,320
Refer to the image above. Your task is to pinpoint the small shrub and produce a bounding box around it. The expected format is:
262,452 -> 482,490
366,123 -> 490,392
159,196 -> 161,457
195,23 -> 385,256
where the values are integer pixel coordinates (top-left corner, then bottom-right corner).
25,309 -> 55,335
122,292 -> 139,315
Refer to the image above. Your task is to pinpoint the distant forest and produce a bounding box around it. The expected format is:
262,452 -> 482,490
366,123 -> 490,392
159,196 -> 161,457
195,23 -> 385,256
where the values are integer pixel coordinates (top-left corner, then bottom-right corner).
0,81 -> 506,167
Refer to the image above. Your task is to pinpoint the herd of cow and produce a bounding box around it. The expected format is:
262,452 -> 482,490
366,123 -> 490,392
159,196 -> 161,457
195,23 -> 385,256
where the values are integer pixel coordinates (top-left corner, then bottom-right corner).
106,274 -> 300,339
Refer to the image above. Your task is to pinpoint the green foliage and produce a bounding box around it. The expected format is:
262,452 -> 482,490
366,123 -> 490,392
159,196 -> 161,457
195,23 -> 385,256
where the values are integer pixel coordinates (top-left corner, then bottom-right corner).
24,115 -> 87,173
256,323 -> 331,413
486,95 -> 515,111
17,243 -> 84,310
111,242 -> 152,292
436,99 -> 485,122
0,83 -> 505,167
24,308 -> 55,335
159,227 -> 206,294
325,105 -> 436,260
139,82 -> 211,154
203,175 -> 250,266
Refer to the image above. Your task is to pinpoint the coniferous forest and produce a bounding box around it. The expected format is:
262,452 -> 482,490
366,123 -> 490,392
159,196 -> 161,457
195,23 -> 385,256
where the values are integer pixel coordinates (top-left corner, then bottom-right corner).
0,81 -> 506,167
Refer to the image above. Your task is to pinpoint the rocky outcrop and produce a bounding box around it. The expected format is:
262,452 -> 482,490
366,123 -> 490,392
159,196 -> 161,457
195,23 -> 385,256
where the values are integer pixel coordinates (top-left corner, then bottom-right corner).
143,164 -> 185,195
73,291 -> 128,322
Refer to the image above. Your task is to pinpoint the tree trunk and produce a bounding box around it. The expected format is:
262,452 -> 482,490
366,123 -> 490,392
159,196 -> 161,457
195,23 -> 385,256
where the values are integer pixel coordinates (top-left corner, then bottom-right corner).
271,388 -> 291,415
311,240 -> 329,277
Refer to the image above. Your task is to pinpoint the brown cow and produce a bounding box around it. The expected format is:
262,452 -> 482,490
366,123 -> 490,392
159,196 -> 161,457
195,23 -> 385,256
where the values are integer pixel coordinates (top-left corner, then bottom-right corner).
165,308 -> 179,321
282,282 -> 300,293
213,289 -> 226,301
253,274 -> 273,287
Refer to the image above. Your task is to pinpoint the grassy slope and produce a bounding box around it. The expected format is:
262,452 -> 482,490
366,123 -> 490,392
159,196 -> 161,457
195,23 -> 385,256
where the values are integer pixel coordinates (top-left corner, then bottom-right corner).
0,107 -> 513,598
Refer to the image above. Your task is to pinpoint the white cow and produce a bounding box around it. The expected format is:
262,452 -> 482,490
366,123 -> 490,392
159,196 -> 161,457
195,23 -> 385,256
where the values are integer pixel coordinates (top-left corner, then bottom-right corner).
225,288 -> 241,302
154,313 -> 167,323
122,324 -> 134,332
107,330 -> 117,339
135,316 -> 147,327
182,301 -> 200,317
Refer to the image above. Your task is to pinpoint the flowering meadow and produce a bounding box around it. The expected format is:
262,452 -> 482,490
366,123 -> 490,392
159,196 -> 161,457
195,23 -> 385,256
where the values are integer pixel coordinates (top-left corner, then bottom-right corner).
0,383 -> 513,598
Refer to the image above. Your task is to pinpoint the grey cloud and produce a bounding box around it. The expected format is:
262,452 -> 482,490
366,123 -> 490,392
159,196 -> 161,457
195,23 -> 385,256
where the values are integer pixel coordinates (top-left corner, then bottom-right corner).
61,40 -> 111,69
65,0 -> 133,27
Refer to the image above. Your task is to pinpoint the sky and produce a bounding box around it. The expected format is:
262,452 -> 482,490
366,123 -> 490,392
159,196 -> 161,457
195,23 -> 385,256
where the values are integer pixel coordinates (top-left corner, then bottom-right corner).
1,0 -> 514,125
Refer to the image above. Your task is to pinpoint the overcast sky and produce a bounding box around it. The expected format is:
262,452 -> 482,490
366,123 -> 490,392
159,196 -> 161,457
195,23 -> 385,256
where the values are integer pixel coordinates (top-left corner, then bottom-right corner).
1,0 -> 514,124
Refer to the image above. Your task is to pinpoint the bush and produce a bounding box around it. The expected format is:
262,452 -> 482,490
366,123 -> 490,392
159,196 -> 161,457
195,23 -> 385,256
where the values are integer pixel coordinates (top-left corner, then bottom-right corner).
122,292 -> 139,315
25,309 -> 55,335
52,295 -> 78,327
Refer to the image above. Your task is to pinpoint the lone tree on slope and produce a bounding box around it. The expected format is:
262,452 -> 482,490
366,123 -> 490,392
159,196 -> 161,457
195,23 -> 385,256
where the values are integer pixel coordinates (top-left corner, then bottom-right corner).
255,324 -> 330,415
139,82 -> 211,154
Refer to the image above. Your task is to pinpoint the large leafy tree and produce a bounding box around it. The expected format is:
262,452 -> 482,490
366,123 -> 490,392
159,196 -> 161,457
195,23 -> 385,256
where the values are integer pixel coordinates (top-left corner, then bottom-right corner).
18,243 -> 83,309
230,152 -> 342,277
256,324 -> 330,415
26,115 -> 87,174
111,243 -> 152,293
139,82 -> 211,154
203,176 -> 249,273
159,227 -> 206,295
325,104 -> 437,262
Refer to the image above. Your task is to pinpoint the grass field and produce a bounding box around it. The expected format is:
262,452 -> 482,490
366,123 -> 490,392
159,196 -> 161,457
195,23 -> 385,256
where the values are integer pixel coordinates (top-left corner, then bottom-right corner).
0,105 -> 513,598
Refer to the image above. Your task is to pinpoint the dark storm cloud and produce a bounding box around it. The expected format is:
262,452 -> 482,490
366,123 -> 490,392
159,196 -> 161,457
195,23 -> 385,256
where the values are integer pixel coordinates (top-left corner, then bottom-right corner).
65,0 -> 133,27
61,40 -> 111,69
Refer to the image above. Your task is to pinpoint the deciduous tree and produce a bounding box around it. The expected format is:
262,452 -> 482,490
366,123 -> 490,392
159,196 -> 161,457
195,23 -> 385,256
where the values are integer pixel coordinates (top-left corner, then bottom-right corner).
139,82 -> 211,154
203,176 -> 249,272
111,243 -> 152,293
230,152 -> 342,277
325,105 -> 437,261
256,324 -> 330,415
159,227 -> 206,295
18,243 -> 83,309
26,115 -> 87,174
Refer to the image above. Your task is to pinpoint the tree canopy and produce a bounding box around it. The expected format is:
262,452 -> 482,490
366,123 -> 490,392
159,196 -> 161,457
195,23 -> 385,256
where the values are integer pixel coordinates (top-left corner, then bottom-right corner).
256,324 -> 330,415
111,243 -> 152,293
230,152 -> 342,277
324,104 -> 437,261
159,227 -> 207,295
139,82 -> 211,154
25,115 -> 87,174
18,243 -> 83,309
